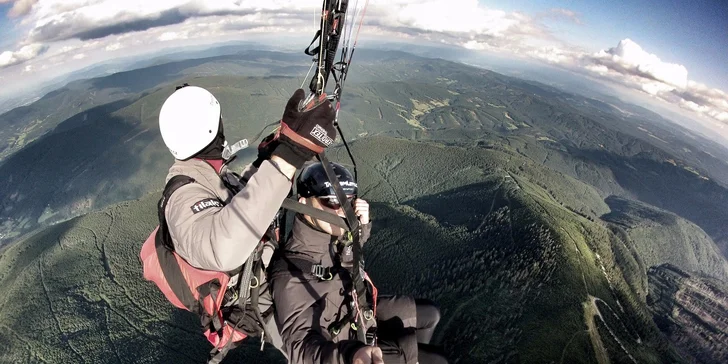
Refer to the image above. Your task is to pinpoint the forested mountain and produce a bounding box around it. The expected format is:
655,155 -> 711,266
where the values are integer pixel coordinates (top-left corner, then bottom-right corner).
1,49 -> 726,363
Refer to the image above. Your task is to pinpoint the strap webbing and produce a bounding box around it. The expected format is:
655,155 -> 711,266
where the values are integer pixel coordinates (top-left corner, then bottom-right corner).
316,152 -> 369,344
209,249 -> 257,362
318,153 -> 359,232
156,175 -> 198,311
281,198 -> 349,230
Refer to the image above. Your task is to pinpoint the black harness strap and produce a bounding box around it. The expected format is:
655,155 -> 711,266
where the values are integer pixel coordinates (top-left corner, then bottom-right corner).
270,256 -> 343,280
304,29 -> 322,56
281,198 -> 349,230
156,175 -> 198,311
209,244 -> 258,362
317,152 -> 371,344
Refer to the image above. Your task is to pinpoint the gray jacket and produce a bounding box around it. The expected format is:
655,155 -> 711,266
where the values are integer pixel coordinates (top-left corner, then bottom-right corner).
164,158 -> 291,271
271,216 -> 374,364
163,157 -> 291,355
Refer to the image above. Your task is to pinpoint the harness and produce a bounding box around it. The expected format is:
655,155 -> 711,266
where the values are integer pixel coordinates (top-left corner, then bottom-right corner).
140,174 -> 276,364
270,223 -> 379,345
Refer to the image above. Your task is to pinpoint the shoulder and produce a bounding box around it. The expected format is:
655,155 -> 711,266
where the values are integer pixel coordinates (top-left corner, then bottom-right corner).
167,181 -> 221,209
164,172 -> 223,224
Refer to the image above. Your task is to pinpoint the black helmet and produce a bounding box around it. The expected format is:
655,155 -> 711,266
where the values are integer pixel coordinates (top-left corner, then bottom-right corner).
297,162 -> 358,198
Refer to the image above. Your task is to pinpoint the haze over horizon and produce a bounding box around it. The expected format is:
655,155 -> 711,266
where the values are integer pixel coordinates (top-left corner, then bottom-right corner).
1,0 -> 727,144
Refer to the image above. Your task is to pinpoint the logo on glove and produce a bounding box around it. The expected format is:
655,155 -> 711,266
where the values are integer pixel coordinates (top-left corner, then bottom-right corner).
310,124 -> 334,146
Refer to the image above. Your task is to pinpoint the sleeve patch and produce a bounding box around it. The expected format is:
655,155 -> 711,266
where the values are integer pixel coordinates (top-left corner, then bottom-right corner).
190,198 -> 223,214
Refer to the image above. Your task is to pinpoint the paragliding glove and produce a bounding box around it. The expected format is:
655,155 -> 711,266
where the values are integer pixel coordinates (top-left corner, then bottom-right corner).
272,88 -> 337,168
254,132 -> 278,168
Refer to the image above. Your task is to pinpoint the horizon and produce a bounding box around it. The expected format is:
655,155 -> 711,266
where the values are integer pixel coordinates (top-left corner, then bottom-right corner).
1,0 -> 727,146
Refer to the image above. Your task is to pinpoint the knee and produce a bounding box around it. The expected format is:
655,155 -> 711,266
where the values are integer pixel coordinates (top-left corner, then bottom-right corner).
415,298 -> 441,328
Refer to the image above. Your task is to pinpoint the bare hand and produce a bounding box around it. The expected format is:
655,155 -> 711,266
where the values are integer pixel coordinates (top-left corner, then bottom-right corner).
353,198 -> 370,225
352,346 -> 384,364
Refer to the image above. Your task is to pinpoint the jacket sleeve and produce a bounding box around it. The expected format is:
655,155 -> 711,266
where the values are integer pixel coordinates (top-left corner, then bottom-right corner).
166,160 -> 291,271
272,273 -> 365,364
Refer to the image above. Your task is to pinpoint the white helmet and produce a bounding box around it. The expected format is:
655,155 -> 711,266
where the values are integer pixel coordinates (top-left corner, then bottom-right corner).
159,86 -> 222,160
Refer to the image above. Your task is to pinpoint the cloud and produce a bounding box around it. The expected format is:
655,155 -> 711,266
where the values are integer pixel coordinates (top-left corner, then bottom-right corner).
0,1 -> 725,129
29,7 -> 188,42
0,0 -> 38,17
506,44 -> 719,125
104,42 -> 122,51
23,0 -> 313,43
523,39 -> 728,124
367,0 -> 546,46
583,40 -> 725,123
528,46 -> 578,64
676,82 -> 728,122
158,31 -> 188,41
14,0 -> 545,53
542,8 -> 583,25
0,43 -> 48,68
591,39 -> 688,88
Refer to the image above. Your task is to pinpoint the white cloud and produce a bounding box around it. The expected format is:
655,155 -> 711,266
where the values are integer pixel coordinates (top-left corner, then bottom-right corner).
105,42 -> 123,51
366,0 -> 545,47
0,43 -> 48,68
592,39 -> 688,88
585,64 -> 609,75
8,0 -> 546,56
523,39 -> 727,126
381,1 -> 513,34
0,0 -> 39,17
158,31 -> 188,41
0,1 -> 725,130
57,45 -> 78,53
542,8 -> 583,25
528,46 -> 578,65
21,0 -> 314,43
583,40 -> 726,124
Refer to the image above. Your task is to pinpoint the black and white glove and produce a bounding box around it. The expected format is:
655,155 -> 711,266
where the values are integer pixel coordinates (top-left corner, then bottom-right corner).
272,89 -> 337,168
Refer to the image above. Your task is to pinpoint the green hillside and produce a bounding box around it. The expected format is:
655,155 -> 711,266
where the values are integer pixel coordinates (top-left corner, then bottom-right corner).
3,51 -> 728,262
0,136 -> 687,363
338,137 -> 678,363
0,193 -> 285,364
602,196 -> 728,281
1,49 -> 727,363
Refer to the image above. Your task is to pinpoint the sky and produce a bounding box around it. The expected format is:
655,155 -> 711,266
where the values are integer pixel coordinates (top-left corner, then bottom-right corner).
0,0 -> 727,141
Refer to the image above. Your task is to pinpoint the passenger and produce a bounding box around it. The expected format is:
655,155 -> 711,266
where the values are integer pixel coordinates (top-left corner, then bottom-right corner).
270,162 -> 448,364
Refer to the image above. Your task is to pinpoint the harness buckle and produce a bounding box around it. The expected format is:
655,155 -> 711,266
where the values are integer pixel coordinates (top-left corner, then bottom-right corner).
363,309 -> 374,321
311,264 -> 333,280
365,328 -> 377,346
223,288 -> 239,307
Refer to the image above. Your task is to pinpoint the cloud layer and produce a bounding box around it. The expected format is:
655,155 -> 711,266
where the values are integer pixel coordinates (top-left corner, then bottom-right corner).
0,43 -> 47,67
0,0 -> 726,126
593,39 -> 688,89
0,0 -> 38,17
528,39 -> 727,123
